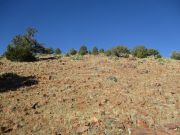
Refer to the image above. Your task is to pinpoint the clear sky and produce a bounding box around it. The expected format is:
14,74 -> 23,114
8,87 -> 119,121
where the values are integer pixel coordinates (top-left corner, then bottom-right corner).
0,0 -> 180,56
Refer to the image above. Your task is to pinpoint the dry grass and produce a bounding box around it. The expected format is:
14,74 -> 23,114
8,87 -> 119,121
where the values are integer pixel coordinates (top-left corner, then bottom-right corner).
0,55 -> 180,135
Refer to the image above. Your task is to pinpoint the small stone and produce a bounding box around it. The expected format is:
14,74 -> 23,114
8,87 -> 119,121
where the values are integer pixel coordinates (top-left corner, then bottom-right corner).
99,99 -> 109,106
131,128 -> 170,135
137,69 -> 149,74
32,124 -> 41,132
136,119 -> 148,128
49,76 -> 52,80
32,102 -> 39,109
107,76 -> 117,82
76,126 -> 89,133
92,117 -> 98,123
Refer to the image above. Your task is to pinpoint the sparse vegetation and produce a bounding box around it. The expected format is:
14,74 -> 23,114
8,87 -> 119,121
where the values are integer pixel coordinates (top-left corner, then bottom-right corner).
171,51 -> 180,60
0,55 -> 179,135
71,54 -> 83,60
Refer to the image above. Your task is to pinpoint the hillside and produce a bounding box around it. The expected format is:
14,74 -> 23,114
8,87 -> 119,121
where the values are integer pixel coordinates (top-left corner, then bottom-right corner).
0,55 -> 180,135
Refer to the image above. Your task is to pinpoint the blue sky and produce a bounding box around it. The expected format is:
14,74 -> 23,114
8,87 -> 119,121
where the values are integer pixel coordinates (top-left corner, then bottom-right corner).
0,0 -> 180,56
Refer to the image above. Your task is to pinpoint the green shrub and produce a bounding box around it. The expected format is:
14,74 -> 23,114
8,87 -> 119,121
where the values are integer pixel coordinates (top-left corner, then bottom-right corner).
105,50 -> 112,56
111,46 -> 130,57
5,27 -> 46,62
69,48 -> 77,55
171,51 -> 180,60
92,46 -> 99,55
147,49 -> 161,58
79,45 -> 88,55
54,48 -> 61,55
6,41 -> 36,62
99,48 -> 105,53
131,45 -> 148,58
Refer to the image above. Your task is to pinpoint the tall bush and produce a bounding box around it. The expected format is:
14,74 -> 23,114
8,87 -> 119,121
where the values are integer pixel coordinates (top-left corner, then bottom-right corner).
5,36 -> 36,62
5,27 -> 44,62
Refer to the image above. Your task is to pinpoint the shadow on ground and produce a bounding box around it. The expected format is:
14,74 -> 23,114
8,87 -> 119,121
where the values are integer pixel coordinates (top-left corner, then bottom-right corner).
0,73 -> 38,93
38,57 -> 57,61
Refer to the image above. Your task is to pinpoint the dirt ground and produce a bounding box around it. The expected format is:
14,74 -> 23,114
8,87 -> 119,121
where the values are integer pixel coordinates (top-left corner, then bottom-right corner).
0,55 -> 180,135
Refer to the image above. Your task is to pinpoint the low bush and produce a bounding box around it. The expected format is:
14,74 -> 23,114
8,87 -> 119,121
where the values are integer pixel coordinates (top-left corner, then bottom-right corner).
131,45 -> 148,58
71,54 -> 83,60
99,48 -> 105,53
79,45 -> 88,55
105,50 -> 112,56
111,46 -> 130,57
171,51 -> 180,60
147,49 -> 161,58
69,48 -> 77,55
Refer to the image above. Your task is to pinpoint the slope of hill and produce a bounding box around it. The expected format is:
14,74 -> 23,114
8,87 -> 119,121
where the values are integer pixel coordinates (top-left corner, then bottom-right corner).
0,55 -> 180,135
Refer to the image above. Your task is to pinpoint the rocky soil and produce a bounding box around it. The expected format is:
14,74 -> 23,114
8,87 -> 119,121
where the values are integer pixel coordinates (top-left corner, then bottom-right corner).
0,55 -> 180,135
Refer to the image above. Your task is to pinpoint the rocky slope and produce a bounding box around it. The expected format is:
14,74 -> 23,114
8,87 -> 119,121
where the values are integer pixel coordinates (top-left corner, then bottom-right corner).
0,55 -> 180,135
